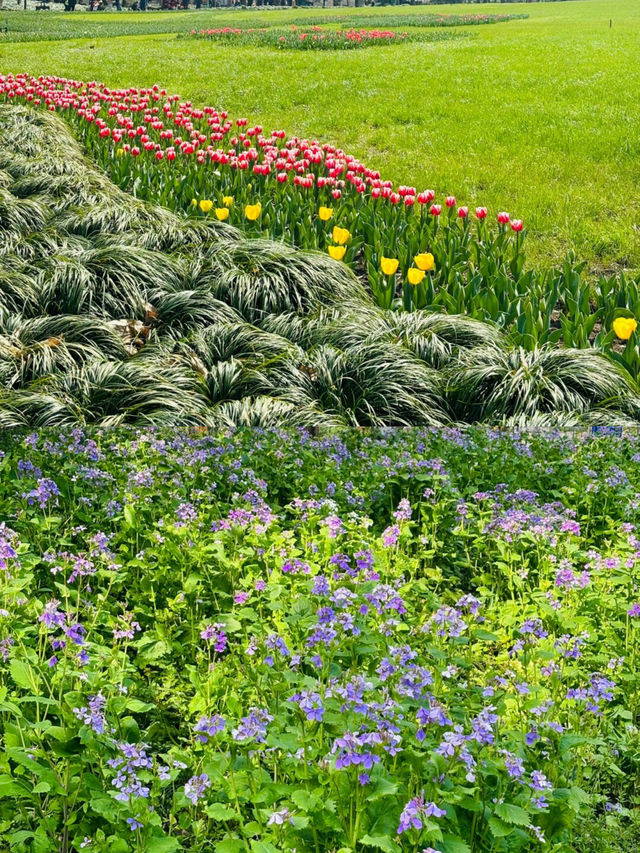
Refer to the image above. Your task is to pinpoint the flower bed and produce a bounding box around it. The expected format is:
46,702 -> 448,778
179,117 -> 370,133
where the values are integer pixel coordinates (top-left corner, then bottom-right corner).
1,426 -> 640,852
187,26 -> 426,50
1,73 -> 639,378
0,73 -> 526,314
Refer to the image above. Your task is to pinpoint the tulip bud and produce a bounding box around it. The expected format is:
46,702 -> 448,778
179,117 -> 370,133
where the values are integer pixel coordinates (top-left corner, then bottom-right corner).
430,204 -> 442,217
511,219 -> 524,232
497,211 -> 510,224
457,206 -> 468,219
445,196 -> 456,208
475,207 -> 487,220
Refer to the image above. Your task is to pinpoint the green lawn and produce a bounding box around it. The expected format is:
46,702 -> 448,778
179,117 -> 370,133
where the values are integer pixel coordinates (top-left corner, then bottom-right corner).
1,0 -> 639,272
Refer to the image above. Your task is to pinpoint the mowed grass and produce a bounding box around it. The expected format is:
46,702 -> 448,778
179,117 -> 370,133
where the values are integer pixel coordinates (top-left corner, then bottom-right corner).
1,0 -> 639,272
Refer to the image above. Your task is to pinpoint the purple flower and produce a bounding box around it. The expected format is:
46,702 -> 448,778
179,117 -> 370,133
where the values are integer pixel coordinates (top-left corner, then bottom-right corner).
0,636 -> 14,662
65,622 -> 86,646
397,793 -> 446,834
268,807 -> 294,826
289,689 -> 324,722
382,525 -> 400,548
23,478 -> 60,509
394,499 -> 412,522
184,773 -> 211,805
194,715 -> 226,743
200,623 -> 227,653
232,708 -> 273,743
73,693 -> 107,734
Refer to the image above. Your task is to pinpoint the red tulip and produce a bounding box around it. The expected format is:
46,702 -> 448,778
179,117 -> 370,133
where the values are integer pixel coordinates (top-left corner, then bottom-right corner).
417,190 -> 435,204
457,206 -> 468,219
430,204 -> 442,216
445,196 -> 456,208
475,207 -> 487,219
131,146 -> 140,156
497,211 -> 510,224
511,219 -> 523,232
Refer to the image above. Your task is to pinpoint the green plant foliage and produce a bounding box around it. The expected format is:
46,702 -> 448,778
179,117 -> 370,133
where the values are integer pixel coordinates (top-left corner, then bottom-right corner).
0,426 -> 639,852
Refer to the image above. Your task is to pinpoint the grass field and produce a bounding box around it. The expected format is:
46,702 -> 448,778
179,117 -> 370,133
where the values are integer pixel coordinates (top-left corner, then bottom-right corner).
1,0 -> 639,272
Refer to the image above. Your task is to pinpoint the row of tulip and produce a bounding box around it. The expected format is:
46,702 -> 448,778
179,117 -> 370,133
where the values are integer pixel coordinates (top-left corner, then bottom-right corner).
0,73 -> 529,314
187,26 -> 419,49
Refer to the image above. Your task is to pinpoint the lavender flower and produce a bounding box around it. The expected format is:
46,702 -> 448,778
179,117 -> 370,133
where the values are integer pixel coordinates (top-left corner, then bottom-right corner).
184,773 -> 211,805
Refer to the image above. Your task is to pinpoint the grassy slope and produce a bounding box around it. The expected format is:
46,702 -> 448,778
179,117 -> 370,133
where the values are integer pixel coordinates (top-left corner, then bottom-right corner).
1,0 -> 639,272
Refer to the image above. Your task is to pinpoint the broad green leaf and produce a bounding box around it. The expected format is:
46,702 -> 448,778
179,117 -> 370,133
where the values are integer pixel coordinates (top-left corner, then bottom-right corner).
146,838 -> 182,853
206,804 -> 239,821
494,803 -> 530,826
9,660 -> 38,691
359,834 -> 402,853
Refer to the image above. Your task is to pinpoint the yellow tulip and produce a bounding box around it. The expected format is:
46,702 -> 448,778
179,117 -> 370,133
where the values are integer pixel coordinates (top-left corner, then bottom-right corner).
414,252 -> 435,272
245,202 -> 262,221
190,198 -> 198,207
328,245 -> 346,261
116,148 -> 124,157
332,226 -> 350,245
407,268 -> 426,285
223,196 -> 234,207
215,208 -> 230,221
199,199 -> 213,213
319,206 -> 333,222
613,317 -> 638,340
381,256 -> 399,276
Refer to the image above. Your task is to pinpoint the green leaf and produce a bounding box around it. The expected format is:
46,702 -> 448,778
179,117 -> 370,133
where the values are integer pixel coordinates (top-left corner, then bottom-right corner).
488,816 -> 514,838
125,698 -> 155,713
359,834 -> 401,853
291,790 -> 321,812
494,803 -> 530,826
215,841 -> 245,853
250,842 -> 279,853
146,838 -> 182,853
206,804 -> 239,821
9,660 -> 38,691
439,839 -> 471,853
